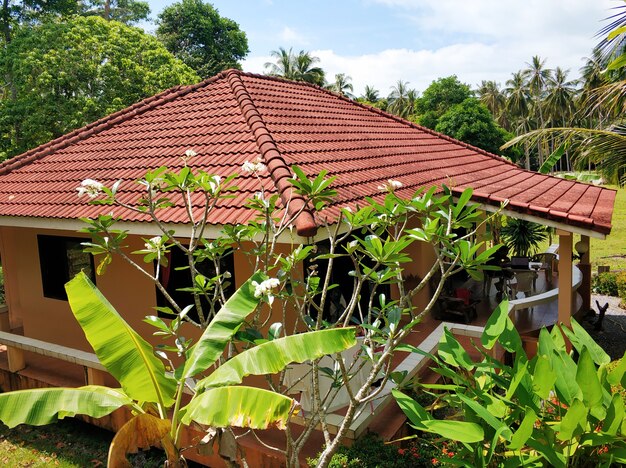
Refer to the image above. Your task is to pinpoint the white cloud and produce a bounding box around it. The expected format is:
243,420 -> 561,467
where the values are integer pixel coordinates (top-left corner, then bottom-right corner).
245,0 -> 617,97
279,26 -> 308,46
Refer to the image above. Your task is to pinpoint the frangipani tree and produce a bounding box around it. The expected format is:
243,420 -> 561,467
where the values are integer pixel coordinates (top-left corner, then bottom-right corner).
1,148 -> 502,466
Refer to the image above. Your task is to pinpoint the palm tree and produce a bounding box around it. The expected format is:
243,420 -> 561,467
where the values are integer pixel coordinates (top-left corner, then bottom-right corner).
503,14 -> 626,185
545,67 -> 578,127
477,80 -> 507,127
327,73 -> 354,98
388,80 -> 416,119
265,47 -> 295,80
293,50 -> 325,86
504,71 -> 530,122
362,85 -> 379,103
264,47 -> 325,86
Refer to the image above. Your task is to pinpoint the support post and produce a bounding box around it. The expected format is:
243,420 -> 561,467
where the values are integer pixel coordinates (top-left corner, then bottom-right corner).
7,346 -> 25,372
86,367 -> 107,386
476,211 -> 487,255
578,235 -> 591,314
557,230 -> 573,328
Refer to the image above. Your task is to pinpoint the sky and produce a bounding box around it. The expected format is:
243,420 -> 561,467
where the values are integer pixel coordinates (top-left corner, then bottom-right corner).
143,0 -> 619,96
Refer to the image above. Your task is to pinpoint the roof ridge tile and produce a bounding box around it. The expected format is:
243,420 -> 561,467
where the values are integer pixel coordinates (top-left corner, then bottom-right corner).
226,70 -> 317,237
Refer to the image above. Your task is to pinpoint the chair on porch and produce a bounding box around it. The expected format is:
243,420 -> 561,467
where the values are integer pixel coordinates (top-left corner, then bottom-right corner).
511,271 -> 537,313
436,287 -> 479,324
530,252 -> 557,286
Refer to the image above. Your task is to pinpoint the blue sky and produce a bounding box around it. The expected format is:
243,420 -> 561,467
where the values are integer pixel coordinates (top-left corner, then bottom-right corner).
144,0 -> 618,96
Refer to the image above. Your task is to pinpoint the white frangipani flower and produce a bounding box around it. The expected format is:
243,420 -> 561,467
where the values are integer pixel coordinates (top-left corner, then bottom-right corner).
184,149 -> 197,158
144,236 -> 163,253
76,179 -> 104,198
377,179 -> 404,192
252,278 -> 280,305
241,157 -> 267,174
208,175 -> 221,193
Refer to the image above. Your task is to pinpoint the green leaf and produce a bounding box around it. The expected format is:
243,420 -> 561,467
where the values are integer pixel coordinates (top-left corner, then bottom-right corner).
557,398 -> 588,441
182,386 -> 294,429
538,328 -> 581,405
531,355 -> 556,400
603,393 -> 625,436
607,53 -> 626,71
66,272 -> 176,406
576,347 -> 604,418
481,300 -> 509,349
457,393 -> 512,441
181,272 -> 265,380
607,352 -> 626,386
422,419 -> 484,443
526,438 -> 566,468
562,319 -> 610,366
392,389 -> 430,429
0,386 -> 131,428
196,328 -> 357,390
508,407 -> 537,450
438,327 -> 474,371
608,25 -> 626,40
539,143 -> 566,174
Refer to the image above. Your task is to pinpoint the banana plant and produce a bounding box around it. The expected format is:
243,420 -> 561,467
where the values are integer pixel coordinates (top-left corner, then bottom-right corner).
394,300 -> 626,468
0,272 -> 357,466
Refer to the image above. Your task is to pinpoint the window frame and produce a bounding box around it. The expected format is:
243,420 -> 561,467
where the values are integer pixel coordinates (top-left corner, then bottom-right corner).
37,234 -> 96,301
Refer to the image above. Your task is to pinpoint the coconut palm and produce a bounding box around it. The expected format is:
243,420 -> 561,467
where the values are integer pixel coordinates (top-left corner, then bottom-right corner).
264,47 -> 325,86
327,73 -> 354,98
362,85 -> 379,103
504,71 -> 530,124
388,80 -> 417,119
503,12 -> 626,185
545,67 -> 578,127
477,80 -> 507,127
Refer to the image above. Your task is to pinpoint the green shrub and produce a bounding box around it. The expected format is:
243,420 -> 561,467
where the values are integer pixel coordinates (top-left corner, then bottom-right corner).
393,301 -> 626,467
617,272 -> 626,307
592,272 -> 619,296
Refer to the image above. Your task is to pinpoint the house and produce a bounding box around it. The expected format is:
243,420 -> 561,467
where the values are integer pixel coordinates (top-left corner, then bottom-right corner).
0,69 -> 616,464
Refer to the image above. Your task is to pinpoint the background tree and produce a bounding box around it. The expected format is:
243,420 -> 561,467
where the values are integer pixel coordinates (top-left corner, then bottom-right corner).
435,98 -> 517,158
327,73 -> 354,98
156,0 -> 249,79
476,80 -> 507,127
81,0 -> 150,24
0,0 -> 77,44
264,47 -> 325,86
417,75 -> 472,129
387,80 -> 417,119
0,16 -> 198,159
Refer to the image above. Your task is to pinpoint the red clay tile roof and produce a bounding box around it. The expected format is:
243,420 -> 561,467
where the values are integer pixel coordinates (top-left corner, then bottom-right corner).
0,69 -> 616,236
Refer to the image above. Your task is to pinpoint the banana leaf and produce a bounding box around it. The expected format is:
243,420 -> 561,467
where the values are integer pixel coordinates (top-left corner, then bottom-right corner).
196,327 -> 357,390
539,143 -> 566,174
66,272 -> 176,406
108,413 -> 172,468
180,271 -> 266,380
182,386 -> 295,429
0,386 -> 131,428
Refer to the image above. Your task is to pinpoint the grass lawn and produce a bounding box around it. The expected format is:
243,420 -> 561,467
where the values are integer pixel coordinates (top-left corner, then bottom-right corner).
0,419 -> 170,467
591,185 -> 626,272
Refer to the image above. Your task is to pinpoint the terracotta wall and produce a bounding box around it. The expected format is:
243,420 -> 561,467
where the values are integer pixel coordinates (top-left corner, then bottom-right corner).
0,226 -> 159,351
0,227 -> 302,354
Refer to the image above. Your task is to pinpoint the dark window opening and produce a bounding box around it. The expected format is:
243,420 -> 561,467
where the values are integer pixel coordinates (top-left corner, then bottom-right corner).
155,247 -> 235,323
306,239 -> 391,324
37,235 -> 95,301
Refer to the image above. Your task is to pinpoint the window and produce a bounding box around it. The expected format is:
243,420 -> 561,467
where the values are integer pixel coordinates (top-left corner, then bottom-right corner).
37,235 -> 95,300
155,247 -> 235,323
